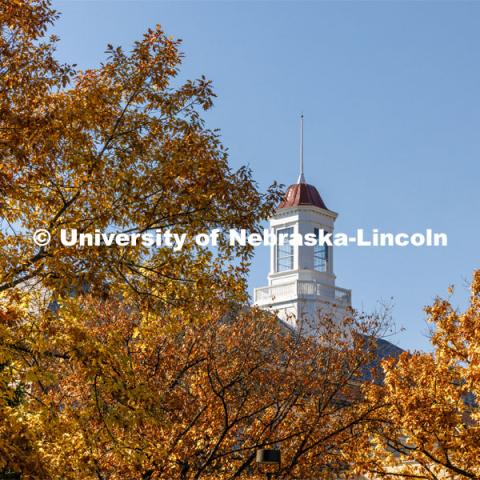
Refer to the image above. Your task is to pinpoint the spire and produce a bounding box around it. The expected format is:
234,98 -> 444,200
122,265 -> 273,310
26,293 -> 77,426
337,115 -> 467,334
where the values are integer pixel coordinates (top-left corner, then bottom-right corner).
298,114 -> 305,184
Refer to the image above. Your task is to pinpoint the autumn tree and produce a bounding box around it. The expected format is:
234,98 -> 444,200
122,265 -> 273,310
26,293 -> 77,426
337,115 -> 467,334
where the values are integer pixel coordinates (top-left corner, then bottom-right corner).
1,293 -> 388,479
0,2 -> 393,479
0,0 -> 280,476
354,270 -> 480,480
0,0 -> 280,308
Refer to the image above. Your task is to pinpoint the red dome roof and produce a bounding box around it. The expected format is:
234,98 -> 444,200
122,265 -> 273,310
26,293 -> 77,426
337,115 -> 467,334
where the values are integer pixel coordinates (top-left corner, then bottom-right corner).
278,182 -> 328,210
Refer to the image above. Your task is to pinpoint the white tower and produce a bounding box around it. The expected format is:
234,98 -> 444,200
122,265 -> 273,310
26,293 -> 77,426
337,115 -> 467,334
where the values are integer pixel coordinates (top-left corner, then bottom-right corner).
253,117 -> 351,333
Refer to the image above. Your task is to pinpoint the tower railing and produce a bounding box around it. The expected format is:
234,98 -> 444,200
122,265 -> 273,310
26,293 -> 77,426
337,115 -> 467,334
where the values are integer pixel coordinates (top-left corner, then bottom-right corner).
253,280 -> 351,307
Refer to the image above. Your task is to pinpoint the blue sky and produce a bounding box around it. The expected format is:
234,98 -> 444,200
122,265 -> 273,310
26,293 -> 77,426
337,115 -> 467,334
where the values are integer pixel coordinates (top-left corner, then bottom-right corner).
52,0 -> 480,351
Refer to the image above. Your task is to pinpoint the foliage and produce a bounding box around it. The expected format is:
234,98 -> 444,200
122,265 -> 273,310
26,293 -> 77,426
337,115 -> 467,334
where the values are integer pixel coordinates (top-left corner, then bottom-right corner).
355,270 -> 480,480
0,0 -> 284,477
1,295 -> 386,479
0,0 -> 280,310
0,2 -> 397,479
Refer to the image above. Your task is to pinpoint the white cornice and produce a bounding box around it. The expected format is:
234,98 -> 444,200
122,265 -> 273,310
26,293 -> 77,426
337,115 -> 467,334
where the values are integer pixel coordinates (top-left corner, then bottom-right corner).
272,205 -> 338,221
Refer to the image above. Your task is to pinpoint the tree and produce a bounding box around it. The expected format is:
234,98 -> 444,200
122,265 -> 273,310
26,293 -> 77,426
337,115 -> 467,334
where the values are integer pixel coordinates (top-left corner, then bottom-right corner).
1,0 -> 281,476
1,293 -> 387,479
0,2 -> 391,479
355,270 -> 480,480
0,0 -> 280,309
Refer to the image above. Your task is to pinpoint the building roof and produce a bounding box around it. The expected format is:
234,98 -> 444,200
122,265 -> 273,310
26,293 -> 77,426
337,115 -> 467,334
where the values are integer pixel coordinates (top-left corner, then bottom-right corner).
361,336 -> 405,383
276,317 -> 405,384
278,181 -> 328,210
